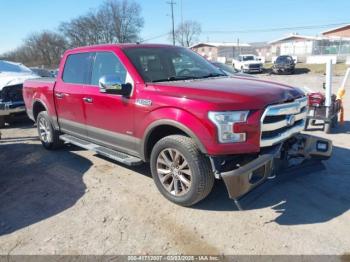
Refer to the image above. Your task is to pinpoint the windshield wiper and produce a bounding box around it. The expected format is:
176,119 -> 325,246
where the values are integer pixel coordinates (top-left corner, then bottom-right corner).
199,73 -> 227,79
152,76 -> 199,83
152,73 -> 226,83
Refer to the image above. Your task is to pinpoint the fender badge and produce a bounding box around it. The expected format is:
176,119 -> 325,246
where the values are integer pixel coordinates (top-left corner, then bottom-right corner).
136,99 -> 152,106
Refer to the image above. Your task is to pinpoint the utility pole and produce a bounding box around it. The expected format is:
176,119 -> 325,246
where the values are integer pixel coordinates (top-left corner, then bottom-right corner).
180,0 -> 184,45
167,0 -> 176,45
237,37 -> 240,55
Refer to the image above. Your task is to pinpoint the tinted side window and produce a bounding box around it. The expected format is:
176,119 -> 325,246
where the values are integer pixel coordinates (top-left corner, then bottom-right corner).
62,53 -> 92,84
91,52 -> 127,86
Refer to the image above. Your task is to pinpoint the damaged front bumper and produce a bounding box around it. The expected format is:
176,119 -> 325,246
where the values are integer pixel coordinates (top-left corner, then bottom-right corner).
0,101 -> 26,116
219,134 -> 332,200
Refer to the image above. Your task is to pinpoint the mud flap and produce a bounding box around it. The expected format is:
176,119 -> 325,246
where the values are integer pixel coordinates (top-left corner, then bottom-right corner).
221,134 -> 332,201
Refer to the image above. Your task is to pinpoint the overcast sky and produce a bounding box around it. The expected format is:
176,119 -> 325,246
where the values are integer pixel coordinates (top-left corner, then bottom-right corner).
1,0 -> 350,54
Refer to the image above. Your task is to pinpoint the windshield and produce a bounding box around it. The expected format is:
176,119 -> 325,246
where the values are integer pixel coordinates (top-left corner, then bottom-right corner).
0,60 -> 32,74
276,56 -> 293,63
242,56 -> 255,61
123,47 -> 225,82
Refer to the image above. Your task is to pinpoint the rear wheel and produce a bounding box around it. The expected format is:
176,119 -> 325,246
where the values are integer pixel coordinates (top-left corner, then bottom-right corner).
37,111 -> 63,150
150,135 -> 214,206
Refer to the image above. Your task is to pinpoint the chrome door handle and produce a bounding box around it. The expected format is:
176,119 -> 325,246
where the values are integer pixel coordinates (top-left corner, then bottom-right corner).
83,97 -> 93,103
55,93 -> 65,99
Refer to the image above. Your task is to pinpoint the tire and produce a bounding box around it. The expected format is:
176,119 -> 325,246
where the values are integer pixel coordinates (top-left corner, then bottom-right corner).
37,111 -> 63,150
150,135 -> 214,207
324,122 -> 332,134
0,116 -> 5,128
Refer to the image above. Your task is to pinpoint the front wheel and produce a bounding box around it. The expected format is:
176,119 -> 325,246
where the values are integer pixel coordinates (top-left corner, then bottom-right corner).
37,111 -> 63,150
150,135 -> 214,207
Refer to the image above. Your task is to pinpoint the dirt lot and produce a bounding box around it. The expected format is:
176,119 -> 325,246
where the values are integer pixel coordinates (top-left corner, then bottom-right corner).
0,73 -> 349,255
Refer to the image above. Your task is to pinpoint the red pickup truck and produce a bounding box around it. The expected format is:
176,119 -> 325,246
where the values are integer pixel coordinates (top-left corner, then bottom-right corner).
23,44 -> 332,207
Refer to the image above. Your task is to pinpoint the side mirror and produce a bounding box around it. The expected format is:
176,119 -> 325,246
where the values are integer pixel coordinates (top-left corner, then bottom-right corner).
99,75 -> 132,97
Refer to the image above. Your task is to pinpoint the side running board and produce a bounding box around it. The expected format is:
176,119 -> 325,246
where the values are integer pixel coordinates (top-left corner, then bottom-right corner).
60,134 -> 143,166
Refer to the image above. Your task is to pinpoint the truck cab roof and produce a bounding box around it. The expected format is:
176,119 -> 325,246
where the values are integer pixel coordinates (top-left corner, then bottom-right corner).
69,43 -> 179,53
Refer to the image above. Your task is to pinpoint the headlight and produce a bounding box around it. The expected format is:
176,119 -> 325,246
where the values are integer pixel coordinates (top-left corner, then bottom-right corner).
208,111 -> 249,143
243,64 -> 250,68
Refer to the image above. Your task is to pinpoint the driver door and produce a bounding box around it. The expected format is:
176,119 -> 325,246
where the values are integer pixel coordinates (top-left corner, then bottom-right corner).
83,51 -> 137,156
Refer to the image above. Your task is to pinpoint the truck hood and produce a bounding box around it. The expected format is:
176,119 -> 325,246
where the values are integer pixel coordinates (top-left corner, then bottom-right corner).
152,76 -> 304,109
0,72 -> 38,91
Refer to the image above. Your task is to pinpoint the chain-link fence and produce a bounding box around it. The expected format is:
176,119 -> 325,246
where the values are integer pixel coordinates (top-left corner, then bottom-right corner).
313,40 -> 350,56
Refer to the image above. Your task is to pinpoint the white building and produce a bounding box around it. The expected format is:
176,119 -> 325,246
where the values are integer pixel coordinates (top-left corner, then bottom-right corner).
268,33 -> 350,63
190,42 -> 252,62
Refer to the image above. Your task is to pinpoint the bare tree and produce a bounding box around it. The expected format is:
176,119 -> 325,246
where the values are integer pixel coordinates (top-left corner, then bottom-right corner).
25,31 -> 67,66
1,31 -> 67,68
60,0 -> 144,47
174,20 -> 202,47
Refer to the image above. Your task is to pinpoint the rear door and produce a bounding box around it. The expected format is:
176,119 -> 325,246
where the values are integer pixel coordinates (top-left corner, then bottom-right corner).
55,52 -> 94,137
83,51 -> 137,156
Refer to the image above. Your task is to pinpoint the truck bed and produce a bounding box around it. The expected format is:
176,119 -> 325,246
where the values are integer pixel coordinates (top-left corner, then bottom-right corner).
23,78 -> 57,121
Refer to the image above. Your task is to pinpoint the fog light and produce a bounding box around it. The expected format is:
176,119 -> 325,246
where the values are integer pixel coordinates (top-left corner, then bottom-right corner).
316,141 -> 328,152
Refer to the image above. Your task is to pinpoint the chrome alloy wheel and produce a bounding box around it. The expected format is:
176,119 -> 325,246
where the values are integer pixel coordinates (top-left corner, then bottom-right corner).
38,117 -> 52,143
156,148 -> 192,196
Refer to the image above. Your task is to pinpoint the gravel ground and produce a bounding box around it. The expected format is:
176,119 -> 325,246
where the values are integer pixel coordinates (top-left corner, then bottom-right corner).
0,73 -> 349,255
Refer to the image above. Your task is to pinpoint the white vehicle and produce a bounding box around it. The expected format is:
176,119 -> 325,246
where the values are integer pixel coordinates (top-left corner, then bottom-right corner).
0,60 -> 38,127
232,54 -> 263,73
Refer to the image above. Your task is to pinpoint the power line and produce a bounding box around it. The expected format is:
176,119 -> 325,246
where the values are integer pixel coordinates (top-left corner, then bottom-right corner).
167,0 -> 176,45
140,33 -> 170,43
203,22 -> 350,34
140,22 -> 350,43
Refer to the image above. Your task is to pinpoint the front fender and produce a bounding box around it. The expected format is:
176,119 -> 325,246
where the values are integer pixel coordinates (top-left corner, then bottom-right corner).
138,107 -> 212,159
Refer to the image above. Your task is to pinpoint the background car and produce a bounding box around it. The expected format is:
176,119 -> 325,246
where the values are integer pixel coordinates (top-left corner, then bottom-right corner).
232,54 -> 263,73
0,60 -> 38,127
30,67 -> 54,77
212,62 -> 255,78
272,55 -> 296,74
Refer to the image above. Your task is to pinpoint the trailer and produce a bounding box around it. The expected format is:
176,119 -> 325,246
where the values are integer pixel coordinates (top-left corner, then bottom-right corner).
305,60 -> 348,134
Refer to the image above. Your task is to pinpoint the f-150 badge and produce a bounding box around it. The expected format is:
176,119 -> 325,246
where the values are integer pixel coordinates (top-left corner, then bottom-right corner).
136,99 -> 152,106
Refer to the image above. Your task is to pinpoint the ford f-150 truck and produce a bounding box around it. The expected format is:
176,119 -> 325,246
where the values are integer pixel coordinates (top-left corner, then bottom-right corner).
232,54 -> 263,73
23,44 -> 332,207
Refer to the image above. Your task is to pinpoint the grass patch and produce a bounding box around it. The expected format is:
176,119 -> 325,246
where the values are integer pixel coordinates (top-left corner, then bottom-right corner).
264,62 -> 349,76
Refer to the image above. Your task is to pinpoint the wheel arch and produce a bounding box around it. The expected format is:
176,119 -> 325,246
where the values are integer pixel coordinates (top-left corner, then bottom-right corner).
32,99 -> 49,121
142,120 -> 207,161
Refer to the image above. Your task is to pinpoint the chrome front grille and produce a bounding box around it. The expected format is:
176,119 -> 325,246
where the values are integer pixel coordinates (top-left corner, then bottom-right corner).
249,64 -> 261,69
260,96 -> 307,147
